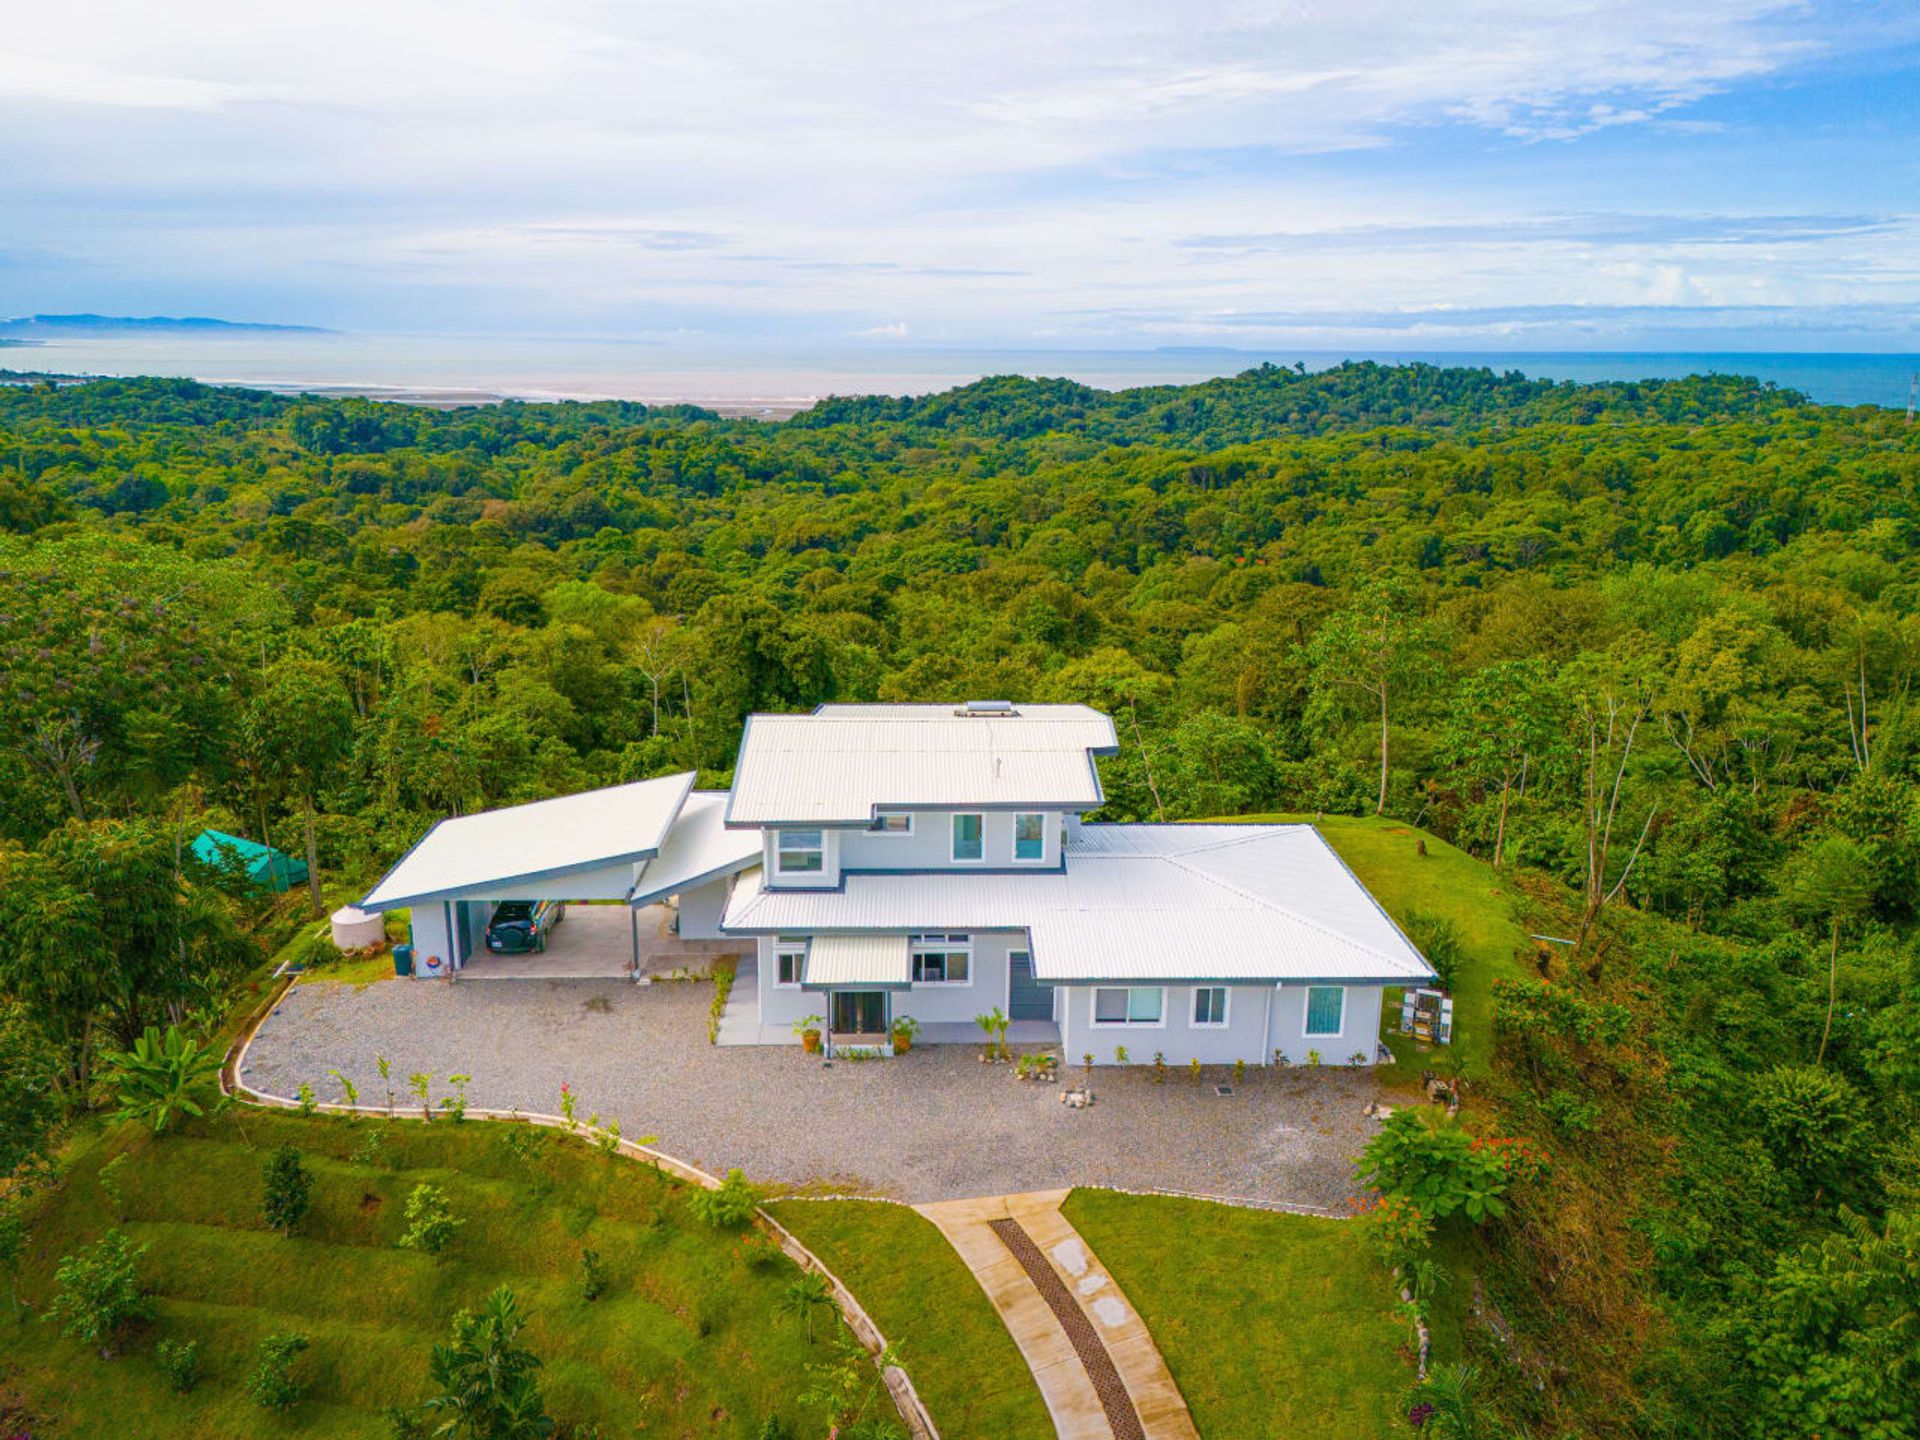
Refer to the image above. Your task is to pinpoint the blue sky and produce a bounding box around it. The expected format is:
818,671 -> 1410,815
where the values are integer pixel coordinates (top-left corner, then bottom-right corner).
3,1 -> 1918,350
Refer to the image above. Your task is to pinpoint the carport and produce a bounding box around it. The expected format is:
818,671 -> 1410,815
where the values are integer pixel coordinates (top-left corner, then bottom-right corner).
358,774 -> 760,980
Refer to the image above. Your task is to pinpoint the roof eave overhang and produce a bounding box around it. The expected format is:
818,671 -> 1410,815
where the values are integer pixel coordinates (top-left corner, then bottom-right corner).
362,847 -> 662,912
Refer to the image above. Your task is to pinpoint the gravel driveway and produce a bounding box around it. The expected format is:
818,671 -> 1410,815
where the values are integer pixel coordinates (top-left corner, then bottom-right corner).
242,977 -> 1378,1209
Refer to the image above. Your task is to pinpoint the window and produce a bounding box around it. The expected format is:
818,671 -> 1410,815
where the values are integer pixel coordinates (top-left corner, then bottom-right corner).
869,814 -> 913,835
951,813 -> 984,862
775,829 -> 824,876
1192,986 -> 1229,1027
775,936 -> 807,987
1304,985 -> 1345,1037
1092,986 -> 1164,1026
1013,812 -> 1046,863
910,933 -> 971,985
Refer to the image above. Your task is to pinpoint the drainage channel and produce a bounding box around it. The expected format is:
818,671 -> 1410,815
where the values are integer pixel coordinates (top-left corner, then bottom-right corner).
986,1216 -> 1147,1440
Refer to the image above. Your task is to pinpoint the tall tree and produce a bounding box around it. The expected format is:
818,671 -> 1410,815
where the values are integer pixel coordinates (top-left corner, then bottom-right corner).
244,658 -> 356,913
1306,575 -> 1441,816
1443,659 -> 1562,867
0,819 -> 247,1102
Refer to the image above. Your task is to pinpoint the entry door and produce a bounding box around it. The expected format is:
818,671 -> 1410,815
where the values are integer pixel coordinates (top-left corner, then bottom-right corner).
831,990 -> 888,1036
1008,950 -> 1053,1021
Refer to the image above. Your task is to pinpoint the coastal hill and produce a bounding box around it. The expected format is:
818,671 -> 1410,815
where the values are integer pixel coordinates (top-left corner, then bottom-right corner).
0,312 -> 330,335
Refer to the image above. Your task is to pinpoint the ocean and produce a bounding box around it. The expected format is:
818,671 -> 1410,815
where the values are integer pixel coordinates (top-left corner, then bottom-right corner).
3,331 -> 1915,415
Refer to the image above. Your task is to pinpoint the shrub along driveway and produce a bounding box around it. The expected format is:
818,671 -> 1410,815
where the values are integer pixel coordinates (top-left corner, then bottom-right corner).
241,976 -> 1379,1208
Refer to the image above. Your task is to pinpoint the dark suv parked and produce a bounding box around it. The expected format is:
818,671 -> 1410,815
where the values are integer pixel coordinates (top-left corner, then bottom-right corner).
483,899 -> 565,953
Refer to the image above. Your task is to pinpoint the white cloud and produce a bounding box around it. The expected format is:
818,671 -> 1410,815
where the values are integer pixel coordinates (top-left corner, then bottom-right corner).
0,1 -> 1912,341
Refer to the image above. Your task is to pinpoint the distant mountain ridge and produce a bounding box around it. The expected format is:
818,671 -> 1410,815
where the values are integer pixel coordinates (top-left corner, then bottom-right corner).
0,313 -> 331,334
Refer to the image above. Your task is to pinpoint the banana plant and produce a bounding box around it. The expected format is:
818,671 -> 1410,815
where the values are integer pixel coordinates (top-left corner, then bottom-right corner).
100,1025 -> 223,1135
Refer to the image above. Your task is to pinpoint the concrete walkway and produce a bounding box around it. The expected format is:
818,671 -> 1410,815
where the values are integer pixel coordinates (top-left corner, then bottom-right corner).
916,1190 -> 1200,1440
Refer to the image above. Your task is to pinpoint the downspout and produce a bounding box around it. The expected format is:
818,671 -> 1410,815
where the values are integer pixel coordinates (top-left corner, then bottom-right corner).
1263,983 -> 1276,1065
630,904 -> 641,983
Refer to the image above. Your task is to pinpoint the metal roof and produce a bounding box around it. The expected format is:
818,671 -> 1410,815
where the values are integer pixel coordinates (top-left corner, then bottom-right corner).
361,773 -> 695,910
725,704 -> 1119,826
626,791 -> 763,907
722,822 -> 1434,985
803,933 -> 911,988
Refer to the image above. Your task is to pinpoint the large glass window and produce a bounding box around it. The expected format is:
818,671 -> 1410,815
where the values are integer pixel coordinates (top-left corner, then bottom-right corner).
775,936 -> 806,987
775,829 -> 824,875
1013,813 -> 1046,862
1093,986 -> 1164,1025
1192,986 -> 1229,1027
1304,985 -> 1346,1037
910,933 -> 971,984
951,813 -> 984,862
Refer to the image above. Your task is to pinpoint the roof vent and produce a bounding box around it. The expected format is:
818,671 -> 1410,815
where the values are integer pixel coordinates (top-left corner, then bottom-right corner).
956,699 -> 1018,718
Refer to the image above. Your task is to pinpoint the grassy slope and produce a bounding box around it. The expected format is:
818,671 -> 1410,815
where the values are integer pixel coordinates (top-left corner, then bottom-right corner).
765,1198 -> 1055,1440
11,1112 -> 833,1438
1226,815 -> 1532,1081
1061,1189 -> 1410,1440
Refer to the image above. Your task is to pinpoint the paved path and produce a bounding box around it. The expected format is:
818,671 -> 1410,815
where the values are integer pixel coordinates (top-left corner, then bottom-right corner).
244,976 -> 1377,1207
916,1191 -> 1201,1440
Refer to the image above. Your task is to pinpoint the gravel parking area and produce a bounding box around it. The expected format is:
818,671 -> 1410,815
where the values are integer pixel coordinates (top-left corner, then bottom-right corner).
242,977 -> 1379,1209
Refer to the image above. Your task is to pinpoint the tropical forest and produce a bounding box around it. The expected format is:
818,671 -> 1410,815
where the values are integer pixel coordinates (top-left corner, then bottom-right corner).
0,361 -> 1916,1439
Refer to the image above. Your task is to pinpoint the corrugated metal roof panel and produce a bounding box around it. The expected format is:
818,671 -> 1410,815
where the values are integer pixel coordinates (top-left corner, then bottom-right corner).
362,773 -> 694,909
803,933 -> 910,987
727,706 -> 1118,825
626,792 -> 763,906
722,820 -> 1435,985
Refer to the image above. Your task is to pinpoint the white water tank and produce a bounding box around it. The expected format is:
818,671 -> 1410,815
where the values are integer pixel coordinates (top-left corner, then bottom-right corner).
330,904 -> 387,951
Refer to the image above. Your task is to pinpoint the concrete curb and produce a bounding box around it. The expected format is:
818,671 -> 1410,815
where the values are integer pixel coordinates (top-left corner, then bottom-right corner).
221,973 -> 939,1440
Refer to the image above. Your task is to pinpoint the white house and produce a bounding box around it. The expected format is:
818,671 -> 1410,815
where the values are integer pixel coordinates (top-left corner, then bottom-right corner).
359,701 -> 1434,1065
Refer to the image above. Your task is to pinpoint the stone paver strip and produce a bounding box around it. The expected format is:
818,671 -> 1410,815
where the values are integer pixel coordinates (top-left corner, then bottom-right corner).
1004,1193 -> 1201,1440
917,1192 -> 1113,1440
916,1191 -> 1200,1440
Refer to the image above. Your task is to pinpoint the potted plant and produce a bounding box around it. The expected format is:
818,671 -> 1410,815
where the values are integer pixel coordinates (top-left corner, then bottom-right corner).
890,1015 -> 921,1055
794,1015 -> 824,1055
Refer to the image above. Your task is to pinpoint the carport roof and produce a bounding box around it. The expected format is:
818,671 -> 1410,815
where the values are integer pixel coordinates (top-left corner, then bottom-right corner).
361,772 -> 695,910
626,791 -> 763,906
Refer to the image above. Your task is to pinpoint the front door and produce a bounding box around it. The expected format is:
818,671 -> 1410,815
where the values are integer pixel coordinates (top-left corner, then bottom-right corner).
1008,950 -> 1053,1021
831,990 -> 888,1037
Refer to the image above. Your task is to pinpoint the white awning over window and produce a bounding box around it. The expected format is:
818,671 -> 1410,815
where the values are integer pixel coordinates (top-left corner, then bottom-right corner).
803,933 -> 911,989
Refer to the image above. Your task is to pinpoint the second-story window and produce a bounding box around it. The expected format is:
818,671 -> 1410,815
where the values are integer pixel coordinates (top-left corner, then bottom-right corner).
1013,812 -> 1046,862
951,813 -> 984,862
776,828 -> 824,875
869,814 -> 913,835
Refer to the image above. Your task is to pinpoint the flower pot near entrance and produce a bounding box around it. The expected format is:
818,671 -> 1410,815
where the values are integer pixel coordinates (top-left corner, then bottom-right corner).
890,1016 -> 921,1055
794,1016 -> 824,1055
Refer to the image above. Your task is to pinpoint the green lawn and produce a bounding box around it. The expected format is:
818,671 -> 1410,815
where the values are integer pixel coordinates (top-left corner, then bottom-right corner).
1061,1189 -> 1413,1440
1225,814 -> 1532,1081
9,1112 -> 840,1437
766,1198 -> 1055,1440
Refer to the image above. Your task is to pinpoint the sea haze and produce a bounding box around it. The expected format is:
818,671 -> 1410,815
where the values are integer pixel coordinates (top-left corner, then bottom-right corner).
4,330 -> 1915,413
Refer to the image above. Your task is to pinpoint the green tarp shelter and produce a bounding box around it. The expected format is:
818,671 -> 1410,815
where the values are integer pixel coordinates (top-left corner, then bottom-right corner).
191,829 -> 309,893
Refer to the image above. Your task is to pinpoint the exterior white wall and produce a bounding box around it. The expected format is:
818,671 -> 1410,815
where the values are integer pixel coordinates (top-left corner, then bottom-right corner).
893,931 -> 1015,1025
763,827 -> 842,889
1266,984 -> 1384,1066
835,811 -> 1063,873
1060,983 -> 1274,1067
674,876 -> 731,939
753,930 -> 1020,1037
1057,982 -> 1385,1066
408,903 -> 454,978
